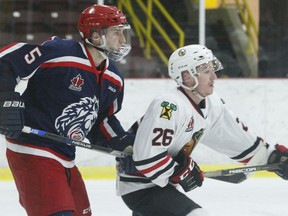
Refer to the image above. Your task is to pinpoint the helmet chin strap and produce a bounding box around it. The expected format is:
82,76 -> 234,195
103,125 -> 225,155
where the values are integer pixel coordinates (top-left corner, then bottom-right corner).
191,88 -> 205,101
84,39 -> 109,59
190,76 -> 205,101
182,77 -> 205,101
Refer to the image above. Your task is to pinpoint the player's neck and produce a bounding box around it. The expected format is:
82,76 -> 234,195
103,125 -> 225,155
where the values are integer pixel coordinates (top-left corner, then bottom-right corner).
183,88 -> 203,105
86,45 -> 106,67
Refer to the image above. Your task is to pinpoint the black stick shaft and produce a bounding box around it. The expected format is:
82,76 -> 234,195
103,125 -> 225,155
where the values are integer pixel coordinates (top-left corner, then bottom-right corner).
204,163 -> 282,178
22,126 -> 130,158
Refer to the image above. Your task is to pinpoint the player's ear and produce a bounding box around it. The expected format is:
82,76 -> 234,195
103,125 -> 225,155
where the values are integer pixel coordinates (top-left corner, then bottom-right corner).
90,31 -> 101,45
91,31 -> 100,39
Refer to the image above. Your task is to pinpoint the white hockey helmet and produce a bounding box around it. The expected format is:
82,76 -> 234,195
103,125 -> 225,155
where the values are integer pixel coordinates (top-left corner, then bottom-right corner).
168,44 -> 223,90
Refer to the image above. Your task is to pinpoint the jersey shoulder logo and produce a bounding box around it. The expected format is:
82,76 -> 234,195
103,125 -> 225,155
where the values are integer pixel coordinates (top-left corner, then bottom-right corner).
69,74 -> 84,91
185,116 -> 194,132
159,101 -> 177,120
186,128 -> 205,153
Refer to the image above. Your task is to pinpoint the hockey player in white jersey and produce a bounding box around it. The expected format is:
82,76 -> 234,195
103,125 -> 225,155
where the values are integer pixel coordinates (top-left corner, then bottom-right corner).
116,44 -> 288,216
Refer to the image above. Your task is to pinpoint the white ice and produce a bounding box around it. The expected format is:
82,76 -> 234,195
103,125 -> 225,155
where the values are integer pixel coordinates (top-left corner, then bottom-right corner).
0,178 -> 287,216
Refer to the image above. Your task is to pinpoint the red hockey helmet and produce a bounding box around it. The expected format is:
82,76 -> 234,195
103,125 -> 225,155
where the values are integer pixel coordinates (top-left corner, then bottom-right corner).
77,4 -> 131,61
78,4 -> 128,40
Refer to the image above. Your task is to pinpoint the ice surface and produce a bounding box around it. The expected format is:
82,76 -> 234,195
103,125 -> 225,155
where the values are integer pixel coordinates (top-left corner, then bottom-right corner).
0,178 -> 287,216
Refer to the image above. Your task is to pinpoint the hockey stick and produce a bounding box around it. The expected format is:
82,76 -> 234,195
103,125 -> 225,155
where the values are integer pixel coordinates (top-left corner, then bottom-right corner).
203,163 -> 282,180
205,173 -> 248,184
202,144 -> 283,184
22,126 -> 131,158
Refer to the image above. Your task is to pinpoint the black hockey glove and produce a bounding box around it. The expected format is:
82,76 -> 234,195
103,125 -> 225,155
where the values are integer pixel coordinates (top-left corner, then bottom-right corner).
170,150 -> 204,192
106,132 -> 135,154
0,91 -> 25,138
267,144 -> 288,180
117,155 -> 139,175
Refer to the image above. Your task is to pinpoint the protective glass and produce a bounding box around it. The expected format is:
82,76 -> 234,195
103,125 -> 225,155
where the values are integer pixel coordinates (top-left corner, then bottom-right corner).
101,24 -> 132,61
196,57 -> 223,74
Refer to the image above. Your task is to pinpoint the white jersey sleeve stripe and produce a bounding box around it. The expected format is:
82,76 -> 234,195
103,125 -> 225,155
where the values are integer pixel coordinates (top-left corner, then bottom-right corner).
137,154 -> 172,174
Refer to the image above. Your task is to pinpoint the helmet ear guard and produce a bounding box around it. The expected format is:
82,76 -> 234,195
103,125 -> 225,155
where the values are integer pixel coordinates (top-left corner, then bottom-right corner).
168,45 -> 223,90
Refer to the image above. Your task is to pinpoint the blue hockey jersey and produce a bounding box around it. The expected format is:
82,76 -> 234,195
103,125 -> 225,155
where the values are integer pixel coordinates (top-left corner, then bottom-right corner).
0,36 -> 127,163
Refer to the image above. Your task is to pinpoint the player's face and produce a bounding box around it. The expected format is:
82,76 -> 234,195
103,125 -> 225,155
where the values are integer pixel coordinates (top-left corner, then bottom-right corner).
195,62 -> 217,96
105,26 -> 129,51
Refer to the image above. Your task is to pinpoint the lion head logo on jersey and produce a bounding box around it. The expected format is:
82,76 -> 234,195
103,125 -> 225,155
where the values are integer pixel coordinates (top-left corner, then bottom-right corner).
55,96 -> 99,141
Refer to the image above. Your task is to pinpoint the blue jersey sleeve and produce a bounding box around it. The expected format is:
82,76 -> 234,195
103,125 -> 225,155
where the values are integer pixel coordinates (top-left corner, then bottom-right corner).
0,37 -> 84,80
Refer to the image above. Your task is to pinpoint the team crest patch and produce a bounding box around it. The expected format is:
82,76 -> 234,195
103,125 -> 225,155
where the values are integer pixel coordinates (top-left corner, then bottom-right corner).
69,74 -> 84,91
185,116 -> 194,132
55,96 -> 99,141
160,101 -> 177,120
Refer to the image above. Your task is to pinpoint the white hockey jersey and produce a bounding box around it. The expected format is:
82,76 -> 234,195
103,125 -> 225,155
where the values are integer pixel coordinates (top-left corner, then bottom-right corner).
116,87 -> 272,196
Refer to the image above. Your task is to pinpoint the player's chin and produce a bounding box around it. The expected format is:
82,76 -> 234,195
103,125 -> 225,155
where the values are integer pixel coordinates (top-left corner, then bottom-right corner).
206,86 -> 214,95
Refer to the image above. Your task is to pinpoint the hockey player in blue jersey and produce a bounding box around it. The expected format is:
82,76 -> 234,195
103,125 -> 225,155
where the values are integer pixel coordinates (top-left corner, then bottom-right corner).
0,4 -> 134,216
